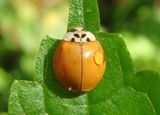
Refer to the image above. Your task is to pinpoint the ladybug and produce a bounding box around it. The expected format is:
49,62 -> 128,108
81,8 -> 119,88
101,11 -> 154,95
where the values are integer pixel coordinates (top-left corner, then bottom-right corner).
53,27 -> 106,92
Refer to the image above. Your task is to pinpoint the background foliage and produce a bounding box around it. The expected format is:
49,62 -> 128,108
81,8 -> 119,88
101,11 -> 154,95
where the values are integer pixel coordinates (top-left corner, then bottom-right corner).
0,0 -> 160,114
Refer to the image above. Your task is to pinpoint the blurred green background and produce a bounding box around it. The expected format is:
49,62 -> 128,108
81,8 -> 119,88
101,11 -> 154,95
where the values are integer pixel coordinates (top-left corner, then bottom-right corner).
0,0 -> 159,114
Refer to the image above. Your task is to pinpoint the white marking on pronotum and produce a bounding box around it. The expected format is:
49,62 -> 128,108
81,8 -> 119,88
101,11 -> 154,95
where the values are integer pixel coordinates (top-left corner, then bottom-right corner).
64,27 -> 96,43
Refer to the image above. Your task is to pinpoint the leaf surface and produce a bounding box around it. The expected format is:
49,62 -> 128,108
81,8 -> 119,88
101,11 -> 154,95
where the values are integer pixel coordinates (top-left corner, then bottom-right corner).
67,0 -> 100,33
131,70 -> 160,114
8,0 -> 160,114
9,36 -> 156,115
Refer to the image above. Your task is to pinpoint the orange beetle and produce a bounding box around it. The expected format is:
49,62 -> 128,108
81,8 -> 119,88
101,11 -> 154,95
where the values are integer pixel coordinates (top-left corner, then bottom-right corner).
53,27 -> 106,92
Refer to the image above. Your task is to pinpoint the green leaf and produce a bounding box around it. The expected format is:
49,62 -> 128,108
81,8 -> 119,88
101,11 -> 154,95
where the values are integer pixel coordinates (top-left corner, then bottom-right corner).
9,80 -> 45,115
8,0 -> 160,114
131,70 -> 160,114
34,36 -> 58,83
9,35 -> 156,115
67,0 -> 100,33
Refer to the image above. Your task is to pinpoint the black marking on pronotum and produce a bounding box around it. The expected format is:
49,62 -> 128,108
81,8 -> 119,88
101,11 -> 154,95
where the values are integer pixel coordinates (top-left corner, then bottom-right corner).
70,28 -> 77,32
86,38 -> 90,42
71,38 -> 75,42
81,34 -> 86,38
74,33 -> 80,38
